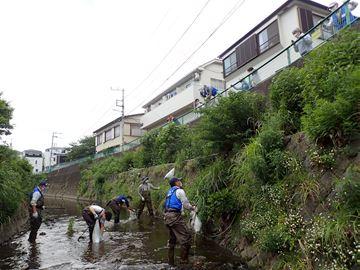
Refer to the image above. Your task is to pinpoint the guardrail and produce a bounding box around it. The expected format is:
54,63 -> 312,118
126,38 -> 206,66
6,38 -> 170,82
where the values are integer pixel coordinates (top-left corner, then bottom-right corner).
48,1 -> 357,172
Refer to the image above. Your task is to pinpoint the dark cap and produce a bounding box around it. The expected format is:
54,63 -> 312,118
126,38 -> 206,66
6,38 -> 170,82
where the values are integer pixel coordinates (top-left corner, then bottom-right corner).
169,177 -> 182,186
39,180 -> 47,186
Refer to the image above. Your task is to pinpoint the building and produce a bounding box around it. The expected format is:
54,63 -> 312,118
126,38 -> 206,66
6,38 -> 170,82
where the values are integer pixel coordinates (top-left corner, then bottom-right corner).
141,59 -> 224,130
219,0 -> 329,89
94,113 -> 144,153
43,147 -> 67,170
22,149 -> 43,174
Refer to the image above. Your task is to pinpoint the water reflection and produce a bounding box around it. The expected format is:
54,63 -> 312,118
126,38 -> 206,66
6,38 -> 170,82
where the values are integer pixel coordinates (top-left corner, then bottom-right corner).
26,242 -> 41,269
0,198 -> 246,269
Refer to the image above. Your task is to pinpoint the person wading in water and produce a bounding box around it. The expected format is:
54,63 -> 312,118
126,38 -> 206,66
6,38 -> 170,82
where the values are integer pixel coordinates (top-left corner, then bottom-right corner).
137,176 -> 159,219
164,177 -> 196,266
28,180 -> 47,243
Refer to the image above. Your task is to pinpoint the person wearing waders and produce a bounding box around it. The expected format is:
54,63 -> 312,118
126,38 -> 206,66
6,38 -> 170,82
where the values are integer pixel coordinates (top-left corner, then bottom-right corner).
28,180 -> 47,243
137,176 -> 159,219
106,195 -> 134,224
82,205 -> 112,242
164,177 -> 196,266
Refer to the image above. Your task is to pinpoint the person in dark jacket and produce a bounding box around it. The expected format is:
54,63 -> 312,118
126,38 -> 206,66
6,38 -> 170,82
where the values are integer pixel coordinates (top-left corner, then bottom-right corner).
137,176 -> 159,219
82,204 -> 112,242
164,177 -> 196,266
28,180 -> 47,243
107,195 -> 134,223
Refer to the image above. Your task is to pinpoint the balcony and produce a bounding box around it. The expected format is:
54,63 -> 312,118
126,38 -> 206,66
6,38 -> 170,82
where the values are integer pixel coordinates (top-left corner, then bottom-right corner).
142,85 -> 198,129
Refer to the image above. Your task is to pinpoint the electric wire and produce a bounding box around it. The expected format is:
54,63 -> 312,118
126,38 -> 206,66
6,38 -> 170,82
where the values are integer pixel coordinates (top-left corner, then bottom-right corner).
85,0 -> 213,131
126,0 -> 246,115
124,0 -> 212,100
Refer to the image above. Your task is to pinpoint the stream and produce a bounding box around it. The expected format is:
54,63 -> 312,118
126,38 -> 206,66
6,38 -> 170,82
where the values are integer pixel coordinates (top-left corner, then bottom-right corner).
0,198 -> 246,269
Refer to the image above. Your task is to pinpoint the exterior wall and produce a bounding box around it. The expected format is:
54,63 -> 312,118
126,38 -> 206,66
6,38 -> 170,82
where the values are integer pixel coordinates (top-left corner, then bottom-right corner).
95,114 -> 143,153
142,61 -> 224,130
25,156 -> 43,174
223,2 -> 328,90
44,148 -> 67,168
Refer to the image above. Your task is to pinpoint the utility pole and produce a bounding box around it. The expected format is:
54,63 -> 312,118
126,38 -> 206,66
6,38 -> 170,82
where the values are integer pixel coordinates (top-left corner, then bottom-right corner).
111,87 -> 125,145
49,132 -> 61,172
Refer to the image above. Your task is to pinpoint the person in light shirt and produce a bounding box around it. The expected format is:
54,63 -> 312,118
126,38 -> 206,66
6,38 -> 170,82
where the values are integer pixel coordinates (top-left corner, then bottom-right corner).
82,204 -> 112,242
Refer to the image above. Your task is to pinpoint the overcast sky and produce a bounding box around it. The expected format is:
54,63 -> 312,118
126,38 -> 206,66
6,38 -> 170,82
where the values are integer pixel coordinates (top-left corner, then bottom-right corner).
0,0 -> 332,151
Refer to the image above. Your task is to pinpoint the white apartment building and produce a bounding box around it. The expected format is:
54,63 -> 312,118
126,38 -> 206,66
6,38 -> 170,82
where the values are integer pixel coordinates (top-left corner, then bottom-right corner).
22,149 -> 43,174
43,147 -> 67,170
94,113 -> 144,153
219,0 -> 329,89
141,59 -> 224,130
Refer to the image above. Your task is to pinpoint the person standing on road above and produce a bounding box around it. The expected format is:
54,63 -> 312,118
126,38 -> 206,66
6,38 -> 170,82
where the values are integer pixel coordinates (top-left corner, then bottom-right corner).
106,195 -> 134,223
28,180 -> 47,243
82,204 -> 112,242
291,27 -> 313,56
137,176 -> 160,219
164,177 -> 196,266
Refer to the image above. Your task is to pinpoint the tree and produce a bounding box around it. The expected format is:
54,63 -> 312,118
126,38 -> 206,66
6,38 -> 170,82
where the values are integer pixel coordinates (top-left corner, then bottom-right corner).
0,92 -> 14,136
66,136 -> 96,161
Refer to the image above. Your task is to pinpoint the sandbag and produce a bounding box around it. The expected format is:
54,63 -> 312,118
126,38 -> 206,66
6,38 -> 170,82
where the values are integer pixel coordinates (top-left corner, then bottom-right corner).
92,220 -> 103,243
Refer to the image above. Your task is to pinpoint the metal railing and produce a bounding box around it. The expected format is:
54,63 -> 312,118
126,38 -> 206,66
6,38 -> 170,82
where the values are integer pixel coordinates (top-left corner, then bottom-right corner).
48,1 -> 357,172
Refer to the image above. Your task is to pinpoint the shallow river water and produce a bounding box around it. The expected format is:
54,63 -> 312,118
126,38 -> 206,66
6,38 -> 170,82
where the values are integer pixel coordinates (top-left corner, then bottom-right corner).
0,198 -> 246,269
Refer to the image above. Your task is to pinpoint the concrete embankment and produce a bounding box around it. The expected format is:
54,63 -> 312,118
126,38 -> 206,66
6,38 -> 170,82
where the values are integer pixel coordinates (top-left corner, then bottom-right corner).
46,163 -> 84,201
0,203 -> 28,244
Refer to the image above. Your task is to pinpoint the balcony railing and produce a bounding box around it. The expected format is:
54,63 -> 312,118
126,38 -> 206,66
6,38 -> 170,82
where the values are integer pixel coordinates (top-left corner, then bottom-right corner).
47,1 -> 357,172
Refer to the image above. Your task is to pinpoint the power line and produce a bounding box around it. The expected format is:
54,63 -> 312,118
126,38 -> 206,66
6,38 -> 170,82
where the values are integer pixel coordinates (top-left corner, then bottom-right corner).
125,0 -> 212,100
126,0 -> 246,115
82,0 -> 212,132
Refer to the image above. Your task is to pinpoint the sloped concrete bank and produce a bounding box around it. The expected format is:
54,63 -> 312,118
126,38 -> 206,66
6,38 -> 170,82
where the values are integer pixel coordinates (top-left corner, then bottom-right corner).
0,202 -> 28,244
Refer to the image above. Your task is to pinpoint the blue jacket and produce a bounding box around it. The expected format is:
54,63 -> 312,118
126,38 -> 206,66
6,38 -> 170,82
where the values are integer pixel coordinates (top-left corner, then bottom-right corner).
115,195 -> 129,207
165,186 -> 182,211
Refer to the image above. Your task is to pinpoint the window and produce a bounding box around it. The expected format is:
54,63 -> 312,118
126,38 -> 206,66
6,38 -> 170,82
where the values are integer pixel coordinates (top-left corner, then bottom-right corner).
236,34 -> 258,68
96,134 -> 103,145
210,78 -> 225,91
35,160 -> 37,164
224,52 -> 237,76
257,20 -> 280,53
166,90 -> 177,100
105,129 -> 113,142
114,125 -> 120,138
312,14 -> 324,25
298,8 -> 314,33
130,123 -> 142,136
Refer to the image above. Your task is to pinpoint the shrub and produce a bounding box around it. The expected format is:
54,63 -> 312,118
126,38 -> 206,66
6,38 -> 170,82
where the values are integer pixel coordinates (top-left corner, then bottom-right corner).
301,29 -> 360,146
196,91 -> 266,154
140,123 -> 193,166
270,67 -> 305,133
0,145 -> 35,223
258,223 -> 291,253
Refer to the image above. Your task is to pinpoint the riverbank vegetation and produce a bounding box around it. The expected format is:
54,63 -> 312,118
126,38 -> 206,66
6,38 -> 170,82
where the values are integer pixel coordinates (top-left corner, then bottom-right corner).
0,93 -> 41,224
77,29 -> 359,269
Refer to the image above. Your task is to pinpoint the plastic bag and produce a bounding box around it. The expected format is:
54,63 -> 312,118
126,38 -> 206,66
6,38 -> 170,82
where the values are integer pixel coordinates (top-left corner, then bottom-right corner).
190,211 -> 202,233
92,219 -> 103,243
